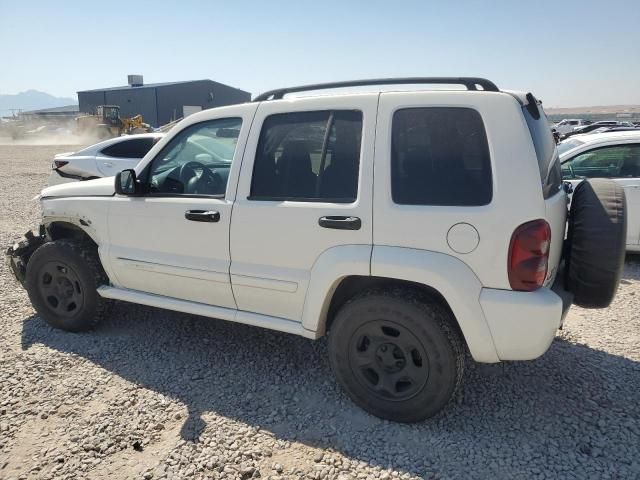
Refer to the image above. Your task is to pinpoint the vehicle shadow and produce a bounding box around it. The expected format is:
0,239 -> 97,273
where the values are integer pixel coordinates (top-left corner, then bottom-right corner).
20,297 -> 640,478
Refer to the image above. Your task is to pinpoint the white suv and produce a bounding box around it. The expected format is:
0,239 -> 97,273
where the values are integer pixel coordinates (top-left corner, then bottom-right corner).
7,78 -> 627,422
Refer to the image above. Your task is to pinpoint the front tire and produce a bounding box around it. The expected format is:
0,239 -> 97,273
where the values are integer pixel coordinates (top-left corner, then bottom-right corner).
328,289 -> 464,422
25,240 -> 110,332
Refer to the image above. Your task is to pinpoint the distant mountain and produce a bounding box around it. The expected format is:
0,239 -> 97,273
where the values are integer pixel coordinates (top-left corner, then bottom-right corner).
545,105 -> 640,115
0,90 -> 77,118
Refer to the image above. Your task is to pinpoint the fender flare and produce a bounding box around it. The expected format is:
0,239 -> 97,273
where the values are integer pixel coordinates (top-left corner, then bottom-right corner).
370,246 -> 499,363
301,245 -> 372,335
302,245 -> 500,363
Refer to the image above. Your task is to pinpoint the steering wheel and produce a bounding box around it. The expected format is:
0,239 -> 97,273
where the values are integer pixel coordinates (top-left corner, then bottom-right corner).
179,161 -> 223,194
179,161 -> 206,186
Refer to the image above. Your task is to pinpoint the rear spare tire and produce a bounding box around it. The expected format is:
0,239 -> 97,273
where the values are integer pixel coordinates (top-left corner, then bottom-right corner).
566,179 -> 626,308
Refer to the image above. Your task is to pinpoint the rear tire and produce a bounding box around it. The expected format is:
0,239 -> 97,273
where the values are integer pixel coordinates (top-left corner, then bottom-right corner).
566,179 -> 626,308
25,240 -> 110,332
328,289 -> 464,422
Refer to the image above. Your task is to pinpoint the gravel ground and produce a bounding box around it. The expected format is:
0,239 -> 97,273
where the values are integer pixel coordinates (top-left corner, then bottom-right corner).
1,144 -> 639,480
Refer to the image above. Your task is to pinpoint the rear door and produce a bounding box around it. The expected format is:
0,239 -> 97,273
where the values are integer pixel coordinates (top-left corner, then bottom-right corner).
230,94 -> 377,321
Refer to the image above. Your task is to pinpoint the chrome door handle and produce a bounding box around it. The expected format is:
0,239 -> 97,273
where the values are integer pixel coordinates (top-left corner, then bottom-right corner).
318,216 -> 361,230
103,162 -> 113,167
185,210 -> 220,222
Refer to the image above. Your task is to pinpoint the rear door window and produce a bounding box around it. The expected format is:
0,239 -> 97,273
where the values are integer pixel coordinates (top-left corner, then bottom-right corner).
250,110 -> 363,202
101,137 -> 156,159
391,107 -> 492,206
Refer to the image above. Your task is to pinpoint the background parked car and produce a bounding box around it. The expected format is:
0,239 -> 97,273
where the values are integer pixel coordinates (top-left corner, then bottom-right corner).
559,131 -> 640,251
553,118 -> 591,135
560,121 -> 634,140
589,126 -> 640,135
48,133 -> 163,186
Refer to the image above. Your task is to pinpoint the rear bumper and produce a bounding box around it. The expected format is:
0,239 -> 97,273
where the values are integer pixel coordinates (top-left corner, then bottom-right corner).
480,278 -> 572,361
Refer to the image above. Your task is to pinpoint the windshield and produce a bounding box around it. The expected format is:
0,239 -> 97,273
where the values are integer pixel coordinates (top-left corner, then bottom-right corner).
557,138 -> 585,156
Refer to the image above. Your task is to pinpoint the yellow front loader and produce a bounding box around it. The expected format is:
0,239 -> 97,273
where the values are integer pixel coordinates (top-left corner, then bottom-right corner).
76,105 -> 152,139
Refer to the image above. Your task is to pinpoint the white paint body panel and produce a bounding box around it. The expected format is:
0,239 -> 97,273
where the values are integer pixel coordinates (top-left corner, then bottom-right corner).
42,176 -> 115,198
36,88 -> 573,364
480,287 -> 562,360
106,196 -> 237,307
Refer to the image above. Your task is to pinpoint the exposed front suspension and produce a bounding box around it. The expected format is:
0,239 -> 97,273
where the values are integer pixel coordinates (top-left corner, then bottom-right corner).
5,226 -> 46,287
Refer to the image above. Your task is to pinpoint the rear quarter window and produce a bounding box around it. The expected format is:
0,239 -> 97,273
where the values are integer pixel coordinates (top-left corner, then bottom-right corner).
523,101 -> 562,198
391,107 -> 492,206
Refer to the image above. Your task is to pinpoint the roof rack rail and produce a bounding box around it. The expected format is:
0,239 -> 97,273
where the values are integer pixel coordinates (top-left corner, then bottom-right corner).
253,77 -> 499,101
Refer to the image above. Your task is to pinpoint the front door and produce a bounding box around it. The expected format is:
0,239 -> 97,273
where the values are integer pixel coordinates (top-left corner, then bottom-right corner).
230,94 -> 378,321
105,108 -> 255,307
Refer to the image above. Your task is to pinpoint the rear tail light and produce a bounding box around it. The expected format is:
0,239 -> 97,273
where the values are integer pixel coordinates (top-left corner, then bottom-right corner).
53,160 -> 68,169
508,219 -> 551,291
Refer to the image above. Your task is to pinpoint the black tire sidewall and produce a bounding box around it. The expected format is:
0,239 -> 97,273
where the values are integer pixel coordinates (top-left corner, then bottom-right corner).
567,179 -> 626,308
26,241 -> 102,332
328,293 -> 460,422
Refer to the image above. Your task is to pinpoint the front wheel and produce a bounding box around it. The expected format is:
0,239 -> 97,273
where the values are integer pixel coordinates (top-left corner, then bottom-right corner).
25,240 -> 111,331
328,289 -> 464,422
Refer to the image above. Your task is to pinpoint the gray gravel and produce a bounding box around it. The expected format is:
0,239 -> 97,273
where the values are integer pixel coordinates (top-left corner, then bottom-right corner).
1,144 -> 639,480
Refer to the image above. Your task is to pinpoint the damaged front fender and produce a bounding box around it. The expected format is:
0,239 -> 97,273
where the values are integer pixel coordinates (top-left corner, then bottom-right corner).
5,226 -> 46,287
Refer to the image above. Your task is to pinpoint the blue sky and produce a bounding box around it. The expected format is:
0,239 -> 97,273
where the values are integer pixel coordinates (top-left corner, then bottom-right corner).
1,0 -> 639,107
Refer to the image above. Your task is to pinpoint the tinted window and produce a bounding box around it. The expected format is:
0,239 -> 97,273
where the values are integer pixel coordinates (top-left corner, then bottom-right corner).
251,110 -> 362,202
562,144 -> 640,179
101,137 -> 156,159
145,118 -> 241,196
523,102 -> 562,198
391,107 -> 491,206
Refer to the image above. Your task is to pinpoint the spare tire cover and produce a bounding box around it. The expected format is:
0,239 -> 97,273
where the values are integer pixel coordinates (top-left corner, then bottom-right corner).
566,178 -> 626,308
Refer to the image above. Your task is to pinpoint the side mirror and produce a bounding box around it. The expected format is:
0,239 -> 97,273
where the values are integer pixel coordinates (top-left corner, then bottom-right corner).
115,169 -> 139,195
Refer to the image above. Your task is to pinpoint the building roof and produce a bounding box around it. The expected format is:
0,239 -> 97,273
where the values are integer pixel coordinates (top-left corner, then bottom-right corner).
77,79 -> 242,94
21,104 -> 79,114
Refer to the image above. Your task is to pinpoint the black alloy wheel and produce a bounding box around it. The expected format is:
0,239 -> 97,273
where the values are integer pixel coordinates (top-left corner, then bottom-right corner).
25,240 -> 111,331
328,289 -> 464,422
37,260 -> 85,317
349,319 -> 429,402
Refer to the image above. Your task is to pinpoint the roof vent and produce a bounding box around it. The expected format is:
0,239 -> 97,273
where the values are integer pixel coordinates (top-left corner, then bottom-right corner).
128,75 -> 143,87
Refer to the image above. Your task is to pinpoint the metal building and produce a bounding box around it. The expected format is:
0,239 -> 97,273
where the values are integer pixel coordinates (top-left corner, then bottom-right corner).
77,76 -> 251,127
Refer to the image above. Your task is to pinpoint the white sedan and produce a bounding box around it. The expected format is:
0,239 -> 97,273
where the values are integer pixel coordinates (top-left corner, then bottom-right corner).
559,130 -> 640,251
48,133 -> 164,186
